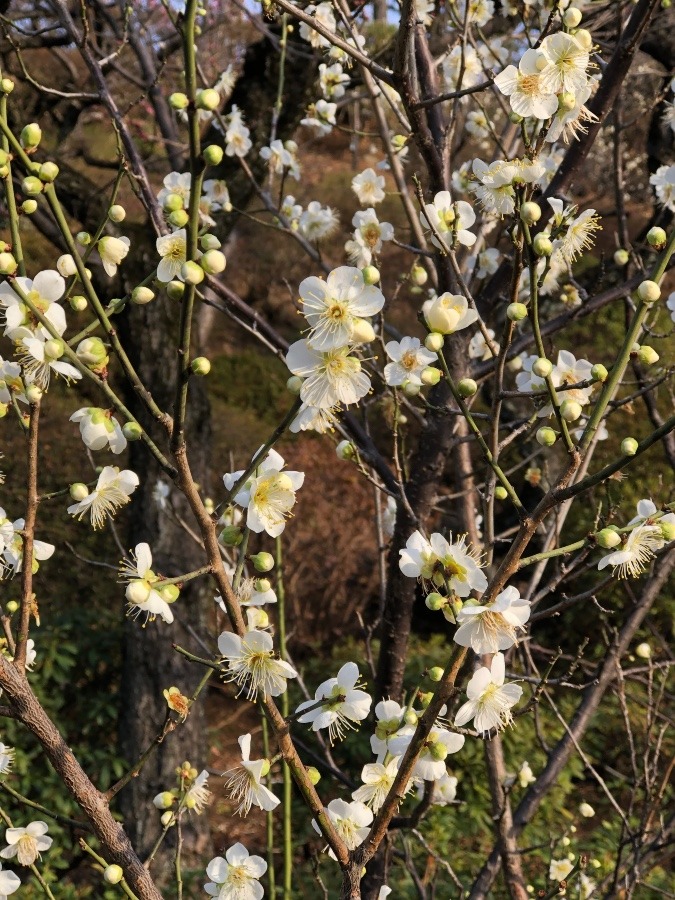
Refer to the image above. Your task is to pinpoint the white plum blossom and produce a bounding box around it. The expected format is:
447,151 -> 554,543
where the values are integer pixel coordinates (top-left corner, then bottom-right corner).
399,530 -> 488,597
204,844 -> 266,900
469,248 -> 500,280
217,629 -> 297,700
98,235 -> 130,277
318,62 -> 349,99
157,171 -> 191,210
597,524 -> 665,579
16,331 -> 81,389
119,542 -> 175,624
346,208 -> 394,266
546,82 -> 598,143
301,99 -> 337,135
370,699 -> 412,756
0,745 -> 14,775
649,164 -> 675,211
352,757 -> 406,812
428,772 -> 458,806
0,862 -> 19,897
314,799 -> 372,858
455,0 -> 495,27
299,201 -> 339,242
0,821 -> 52,867
421,192 -> 476,248
494,48 -> 558,120
454,586 -> 531,654
454,653 -> 523,734
666,292 -> 675,324
299,2 -> 336,48
70,407 -> 127,454
556,208 -> 602,263
296,661 -> 372,743
443,45 -> 483,90
384,337 -> 437,387
286,339 -> 371,410
156,229 -> 187,282
539,32 -> 590,95
0,270 -> 66,340
549,858 -> 574,883
390,726 -> 465,781
223,448 -> 304,538
185,770 -> 211,814
259,140 -> 292,175
299,266 -> 385,351
422,292 -> 478,335
468,328 -> 498,361
0,510 -> 54,577
224,733 -> 279,816
352,168 -> 386,205
67,466 -> 139,530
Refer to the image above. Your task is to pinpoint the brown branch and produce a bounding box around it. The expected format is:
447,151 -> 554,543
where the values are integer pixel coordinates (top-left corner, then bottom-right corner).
14,399 -> 39,672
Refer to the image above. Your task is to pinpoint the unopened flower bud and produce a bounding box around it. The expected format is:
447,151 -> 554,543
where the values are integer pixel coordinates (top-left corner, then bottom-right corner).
22,176 -> 43,196
153,791 -> 175,809
637,345 -> 659,366
160,811 -> 174,827
255,578 -> 272,593
0,78 -> 14,93
44,338 -> 64,360
560,399 -> 582,422
507,302 -> 528,321
591,363 -> 608,382
428,741 -> 448,761
159,583 -> 180,603
166,281 -> 185,301
646,226 -> 666,250
307,766 -> 321,785
220,525 -> 243,546
25,383 -> 43,403
21,199 -> 37,215
532,357 -> 552,378
659,521 -> 675,541
20,122 -> 42,149
637,280 -> 660,303
0,252 -> 17,275
574,28 -> 593,49
197,88 -> 220,110
579,802 -> 595,817
495,485 -> 508,500
126,580 -> 151,604
613,248 -> 629,266
191,356 -> 211,376
536,426 -> 557,447
596,528 -> 621,549
57,254 -> 78,277
559,91 -> 577,111
351,318 -> 376,344
76,231 -> 91,246
181,261 -> 204,284
336,439 -> 355,460
520,201 -> 541,226
362,265 -> 380,285
259,759 -> 271,778
286,375 -> 303,394
123,421 -> 143,441
5,600 -> 19,614
403,381 -> 421,396
163,192 -> 185,212
424,332 -> 444,352
418,691 -> 433,708
70,482 -> 90,502
635,642 -> 651,659
39,161 -> 59,182
104,865 -> 124,885
76,336 -> 109,370
533,233 -> 553,257
421,366 -> 442,386
457,377 -> 477,397
132,286 -> 155,305
621,437 -> 638,456
169,92 -> 189,109
411,265 -> 428,286
428,666 -> 444,682
403,709 -> 418,726
200,234 -> 221,251
200,249 -> 227,276
425,592 -> 445,611
563,6 -> 582,27
250,552 -> 274,573
203,144 -> 224,166
108,204 -> 126,223
169,209 -> 189,228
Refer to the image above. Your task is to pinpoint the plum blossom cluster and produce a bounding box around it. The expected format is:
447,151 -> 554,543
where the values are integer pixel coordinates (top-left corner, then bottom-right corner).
596,499 -> 675,579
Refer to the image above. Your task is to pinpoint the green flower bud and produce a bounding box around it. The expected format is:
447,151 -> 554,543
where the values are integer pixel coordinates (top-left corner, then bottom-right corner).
520,201 -> 541,226
169,92 -> 189,110
646,227 -> 666,250
166,281 -> 185,301
591,363 -> 608,382
635,641 -> 651,660
159,584 -> 180,603
0,150 -> 8,168
132,286 -> 155,305
509,111 -> 523,124
39,161 -> 59,182
425,592 -> 445,611
507,302 -> 528,321
181,260 -> 205,284
574,28 -> 593,49
403,381 -> 421,397
659,521 -> 675,541
44,338 -> 64,360
286,374 -> 303,394
403,709 -> 418,726
5,600 -> 19,614
104,865 -> 124,885
421,366 -> 442,386
250,552 -> 274,573
362,265 -> 380,285
559,91 -> 577,111
163,192 -> 185,212
220,525 -> 243,546
191,356 -> 211,376
21,199 -> 38,214
0,78 -> 14,93
203,144 -> 224,166
76,336 -> 109,370
418,691 -> 433,708
76,231 -> 91,246
307,766 -> 321,785
0,402 -> 8,419
621,437 -> 638,456
536,426 -> 557,447
457,378 -> 477,397
613,248 -> 629,266
25,383 -> 43,404
533,233 -> 553,257
201,249 -> 227,275
70,482 -> 90,501
153,791 -> 175,809
108,204 -> 126,223
428,666 -> 444,682
411,265 -> 428,286
637,280 -> 660,303
596,528 -> 621,549
160,810 -> 174,826
425,332 -> 444,352
532,357 -> 552,378
168,209 -> 189,228
336,439 -> 355,460
495,485 -> 508,500
563,6 -> 582,27
122,421 -> 143,441
0,252 -> 18,275
20,122 -> 42,149
255,578 -> 272,593
22,176 -> 43,196
196,88 -> 220,110
637,345 -> 659,366
259,758 -> 271,778
560,399 -> 582,422
428,741 -> 448,761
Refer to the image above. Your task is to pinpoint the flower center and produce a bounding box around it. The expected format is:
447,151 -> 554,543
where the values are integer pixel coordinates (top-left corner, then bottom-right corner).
17,834 -> 38,866
401,351 -> 418,370
327,301 -> 348,321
